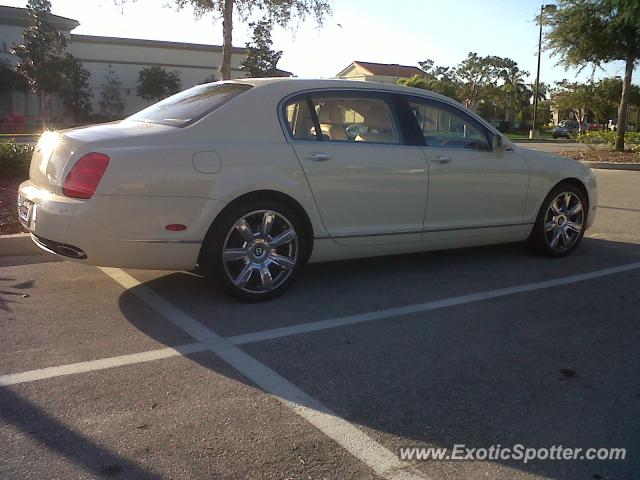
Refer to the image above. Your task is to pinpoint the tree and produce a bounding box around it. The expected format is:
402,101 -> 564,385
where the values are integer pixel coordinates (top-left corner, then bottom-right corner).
530,81 -> 549,104
172,0 -> 331,80
99,66 -> 125,120
398,74 -> 460,102
414,59 -> 461,101
590,77 -> 622,124
0,60 -> 28,94
545,0 -> 640,150
240,19 -> 283,77
136,66 -> 182,102
498,59 -> 531,129
551,80 -> 593,131
397,75 -> 429,90
455,52 -> 505,110
11,0 -> 69,117
59,55 -> 93,122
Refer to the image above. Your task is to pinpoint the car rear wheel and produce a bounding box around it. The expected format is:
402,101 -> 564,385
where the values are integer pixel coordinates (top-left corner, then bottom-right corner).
204,201 -> 306,301
528,183 -> 587,257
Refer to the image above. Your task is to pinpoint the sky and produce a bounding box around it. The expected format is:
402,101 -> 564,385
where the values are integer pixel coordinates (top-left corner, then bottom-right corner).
2,0 -> 634,85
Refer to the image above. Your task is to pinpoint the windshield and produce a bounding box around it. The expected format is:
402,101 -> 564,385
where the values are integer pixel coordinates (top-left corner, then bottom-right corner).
128,82 -> 253,127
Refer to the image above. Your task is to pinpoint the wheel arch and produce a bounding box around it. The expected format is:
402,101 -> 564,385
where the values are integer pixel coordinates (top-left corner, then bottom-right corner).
554,177 -> 590,208
532,177 -> 590,227
198,189 -> 315,267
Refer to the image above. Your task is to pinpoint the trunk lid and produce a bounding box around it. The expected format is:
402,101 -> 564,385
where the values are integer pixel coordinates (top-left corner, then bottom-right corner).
28,121 -> 176,190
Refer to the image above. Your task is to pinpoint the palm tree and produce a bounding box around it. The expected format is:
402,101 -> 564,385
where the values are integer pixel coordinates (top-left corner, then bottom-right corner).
397,75 -> 430,89
530,82 -> 549,105
500,62 -> 530,130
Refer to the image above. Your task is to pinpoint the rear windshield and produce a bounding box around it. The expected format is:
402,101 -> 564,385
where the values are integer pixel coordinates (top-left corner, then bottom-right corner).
128,82 -> 253,127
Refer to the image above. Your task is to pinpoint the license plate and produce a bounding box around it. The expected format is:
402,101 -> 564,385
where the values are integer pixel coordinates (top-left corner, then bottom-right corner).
17,195 -> 34,227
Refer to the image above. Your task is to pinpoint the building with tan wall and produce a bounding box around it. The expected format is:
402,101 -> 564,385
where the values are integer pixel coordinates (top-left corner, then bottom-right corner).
0,5 -> 247,122
335,61 -> 427,85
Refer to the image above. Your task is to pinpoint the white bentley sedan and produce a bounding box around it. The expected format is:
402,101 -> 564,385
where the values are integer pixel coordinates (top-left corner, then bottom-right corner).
18,79 -> 597,301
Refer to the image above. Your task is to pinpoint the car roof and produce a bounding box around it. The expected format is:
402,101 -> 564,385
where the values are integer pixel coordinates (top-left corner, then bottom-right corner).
230,77 -> 456,104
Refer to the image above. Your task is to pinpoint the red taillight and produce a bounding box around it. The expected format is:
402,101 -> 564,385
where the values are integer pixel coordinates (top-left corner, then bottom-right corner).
63,153 -> 110,199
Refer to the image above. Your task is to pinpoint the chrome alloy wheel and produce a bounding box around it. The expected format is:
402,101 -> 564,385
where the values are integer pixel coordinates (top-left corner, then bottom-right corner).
543,192 -> 584,252
222,210 -> 298,294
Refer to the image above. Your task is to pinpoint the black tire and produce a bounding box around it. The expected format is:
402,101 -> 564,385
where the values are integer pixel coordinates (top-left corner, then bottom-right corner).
203,200 -> 307,302
528,183 -> 588,257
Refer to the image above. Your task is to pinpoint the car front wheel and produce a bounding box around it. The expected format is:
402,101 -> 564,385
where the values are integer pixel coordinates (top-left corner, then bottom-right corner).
204,201 -> 306,301
528,183 -> 587,257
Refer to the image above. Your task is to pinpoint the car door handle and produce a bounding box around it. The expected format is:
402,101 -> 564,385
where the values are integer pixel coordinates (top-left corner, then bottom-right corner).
431,156 -> 452,164
304,152 -> 332,161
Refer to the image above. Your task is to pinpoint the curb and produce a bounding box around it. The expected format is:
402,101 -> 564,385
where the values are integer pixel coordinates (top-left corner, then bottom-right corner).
580,161 -> 640,171
0,233 -> 40,257
512,139 -> 577,144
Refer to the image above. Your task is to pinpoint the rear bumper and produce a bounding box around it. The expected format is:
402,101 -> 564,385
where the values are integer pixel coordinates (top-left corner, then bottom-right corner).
18,180 -> 226,270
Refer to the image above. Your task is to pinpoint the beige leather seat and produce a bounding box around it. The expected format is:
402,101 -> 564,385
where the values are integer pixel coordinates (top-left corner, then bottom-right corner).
355,105 -> 397,143
317,104 -> 348,141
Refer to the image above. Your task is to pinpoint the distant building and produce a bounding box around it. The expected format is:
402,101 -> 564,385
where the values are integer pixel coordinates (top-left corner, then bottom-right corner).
271,68 -> 295,78
0,5 -> 248,122
335,61 -> 426,85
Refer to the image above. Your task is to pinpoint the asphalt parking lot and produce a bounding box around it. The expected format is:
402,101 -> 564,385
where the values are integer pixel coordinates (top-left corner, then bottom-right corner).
1,168 -> 639,480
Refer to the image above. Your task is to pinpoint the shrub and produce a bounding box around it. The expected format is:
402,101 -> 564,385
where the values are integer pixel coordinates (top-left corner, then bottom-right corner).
577,131 -> 640,150
0,140 -> 33,178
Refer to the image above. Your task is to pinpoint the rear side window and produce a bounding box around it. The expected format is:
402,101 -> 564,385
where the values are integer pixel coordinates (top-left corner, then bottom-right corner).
311,96 -> 400,144
128,83 -> 253,127
283,93 -> 401,144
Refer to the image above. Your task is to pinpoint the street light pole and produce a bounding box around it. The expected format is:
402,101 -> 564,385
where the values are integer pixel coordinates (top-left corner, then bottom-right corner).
530,4 -> 556,139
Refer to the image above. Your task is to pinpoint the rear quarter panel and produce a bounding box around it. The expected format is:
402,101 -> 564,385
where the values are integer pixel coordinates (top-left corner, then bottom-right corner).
91,98 -> 327,242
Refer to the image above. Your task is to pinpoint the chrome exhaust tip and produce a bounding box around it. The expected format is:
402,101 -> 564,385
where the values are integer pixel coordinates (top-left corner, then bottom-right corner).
32,235 -> 87,260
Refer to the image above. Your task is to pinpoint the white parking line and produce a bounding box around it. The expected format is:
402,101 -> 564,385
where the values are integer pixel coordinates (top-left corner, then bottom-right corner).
98,267 -> 428,480
0,343 -> 206,387
228,261 -> 640,345
4,261 -> 640,389
2,262 -> 639,477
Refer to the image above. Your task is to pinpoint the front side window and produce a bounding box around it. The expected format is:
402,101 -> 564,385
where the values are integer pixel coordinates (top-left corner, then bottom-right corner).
407,99 -> 490,150
128,82 -> 253,127
311,96 -> 400,144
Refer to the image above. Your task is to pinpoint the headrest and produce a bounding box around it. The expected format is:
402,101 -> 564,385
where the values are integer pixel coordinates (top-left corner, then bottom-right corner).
317,104 -> 344,124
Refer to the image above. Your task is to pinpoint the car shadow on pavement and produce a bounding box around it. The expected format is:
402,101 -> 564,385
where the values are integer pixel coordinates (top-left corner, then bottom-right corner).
115,237 -> 640,479
0,388 -> 163,479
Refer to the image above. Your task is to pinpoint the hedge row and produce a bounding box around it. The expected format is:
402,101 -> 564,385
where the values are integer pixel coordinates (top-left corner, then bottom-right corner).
577,131 -> 640,150
0,141 -> 34,178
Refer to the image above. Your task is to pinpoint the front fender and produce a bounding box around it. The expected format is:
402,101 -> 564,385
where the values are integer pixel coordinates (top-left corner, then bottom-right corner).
520,147 -> 597,228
